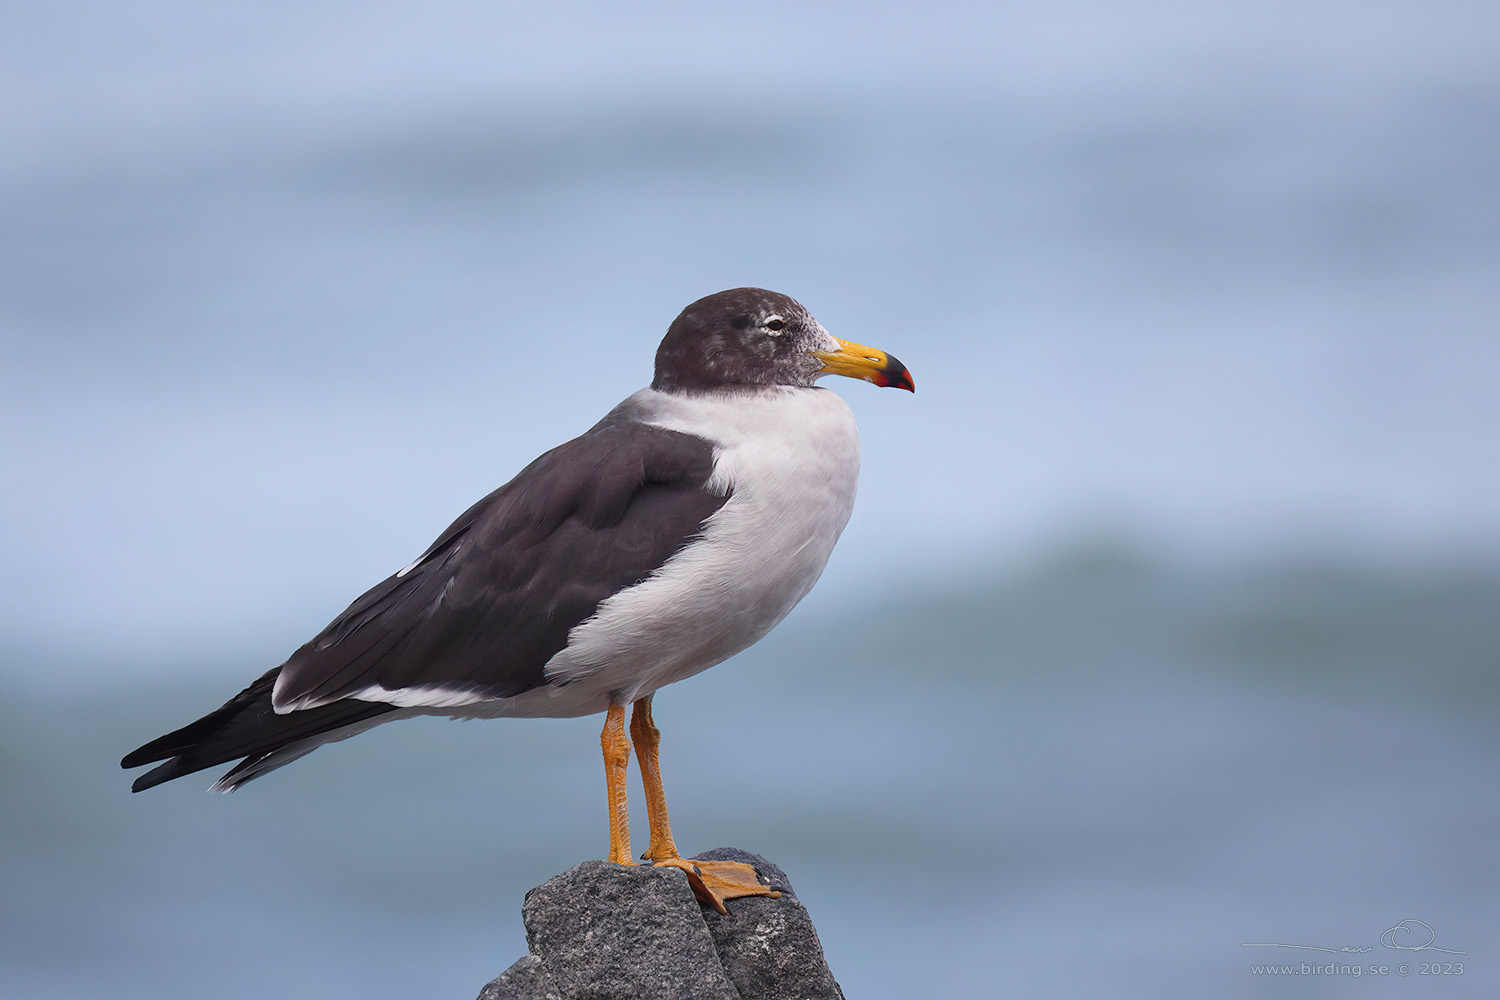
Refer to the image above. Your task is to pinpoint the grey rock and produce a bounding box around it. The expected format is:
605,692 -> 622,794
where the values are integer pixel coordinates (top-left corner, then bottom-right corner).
478,955 -> 560,1000
520,860 -> 740,1000
476,849 -> 843,1000
695,848 -> 844,1000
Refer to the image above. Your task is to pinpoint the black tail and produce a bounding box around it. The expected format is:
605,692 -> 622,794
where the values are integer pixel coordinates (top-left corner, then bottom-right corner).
122,667 -> 398,792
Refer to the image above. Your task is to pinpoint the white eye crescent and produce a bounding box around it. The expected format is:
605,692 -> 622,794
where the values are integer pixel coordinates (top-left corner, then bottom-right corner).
764,316 -> 787,334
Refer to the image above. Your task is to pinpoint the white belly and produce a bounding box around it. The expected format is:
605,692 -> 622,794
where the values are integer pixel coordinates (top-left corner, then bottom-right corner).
501,385 -> 861,717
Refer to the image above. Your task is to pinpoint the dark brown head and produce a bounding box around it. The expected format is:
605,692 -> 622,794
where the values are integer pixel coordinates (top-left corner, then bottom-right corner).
652,288 -> 914,394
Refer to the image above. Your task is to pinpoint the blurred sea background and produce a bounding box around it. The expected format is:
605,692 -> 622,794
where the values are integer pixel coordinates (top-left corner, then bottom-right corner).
3,2 -> 1498,997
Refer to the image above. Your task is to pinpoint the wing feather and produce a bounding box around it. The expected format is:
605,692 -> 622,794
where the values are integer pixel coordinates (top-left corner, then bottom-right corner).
272,418 -> 726,710
121,412 -> 727,790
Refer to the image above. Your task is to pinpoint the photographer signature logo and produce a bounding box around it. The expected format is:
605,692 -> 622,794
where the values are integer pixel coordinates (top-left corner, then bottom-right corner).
1242,919 -> 1465,956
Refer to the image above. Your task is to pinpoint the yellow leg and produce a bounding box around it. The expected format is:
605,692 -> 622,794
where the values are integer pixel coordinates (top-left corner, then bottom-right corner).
630,694 -> 681,862
600,704 -> 635,866
629,695 -> 781,914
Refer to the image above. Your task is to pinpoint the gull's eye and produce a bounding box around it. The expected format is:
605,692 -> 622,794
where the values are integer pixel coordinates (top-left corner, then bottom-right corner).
764,316 -> 787,334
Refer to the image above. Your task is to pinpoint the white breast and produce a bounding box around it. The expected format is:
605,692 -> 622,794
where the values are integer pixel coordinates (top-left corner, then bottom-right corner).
517,385 -> 861,715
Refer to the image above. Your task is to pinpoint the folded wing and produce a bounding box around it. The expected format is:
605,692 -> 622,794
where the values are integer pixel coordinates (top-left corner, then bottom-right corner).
122,417 -> 727,790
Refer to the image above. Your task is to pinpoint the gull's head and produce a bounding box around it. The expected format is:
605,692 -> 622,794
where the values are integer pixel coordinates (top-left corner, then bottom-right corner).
653,287 -> 914,394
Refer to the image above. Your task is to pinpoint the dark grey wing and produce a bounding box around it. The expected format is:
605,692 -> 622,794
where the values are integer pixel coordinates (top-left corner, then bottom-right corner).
271,419 -> 727,709
121,418 -> 726,791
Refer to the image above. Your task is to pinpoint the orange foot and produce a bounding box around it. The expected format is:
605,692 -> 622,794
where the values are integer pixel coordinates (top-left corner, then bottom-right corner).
651,857 -> 782,915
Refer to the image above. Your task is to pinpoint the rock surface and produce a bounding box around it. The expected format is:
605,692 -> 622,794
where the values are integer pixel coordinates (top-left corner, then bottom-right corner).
477,849 -> 844,1000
